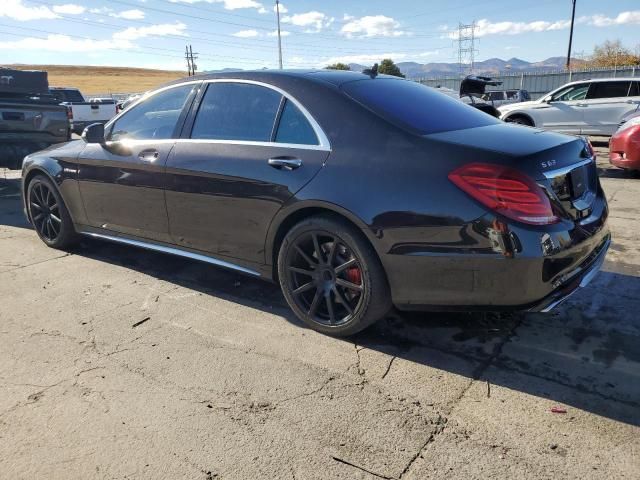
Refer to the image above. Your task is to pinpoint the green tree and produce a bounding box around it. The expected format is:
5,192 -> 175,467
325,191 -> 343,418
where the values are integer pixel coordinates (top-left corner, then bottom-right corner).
588,39 -> 640,68
377,58 -> 405,78
325,63 -> 351,71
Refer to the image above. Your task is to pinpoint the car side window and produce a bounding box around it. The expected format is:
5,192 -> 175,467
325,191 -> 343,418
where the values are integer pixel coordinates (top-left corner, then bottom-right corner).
108,84 -> 194,141
275,99 -> 318,145
586,81 -> 631,100
552,84 -> 589,102
628,81 -> 640,97
191,83 -> 282,141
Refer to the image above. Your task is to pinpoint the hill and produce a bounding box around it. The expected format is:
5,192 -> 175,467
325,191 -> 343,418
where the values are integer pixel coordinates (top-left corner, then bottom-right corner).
4,64 -> 186,95
347,57 -> 587,79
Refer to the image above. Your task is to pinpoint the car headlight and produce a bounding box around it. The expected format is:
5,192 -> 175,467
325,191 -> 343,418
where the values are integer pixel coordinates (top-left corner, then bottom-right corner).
618,116 -> 640,133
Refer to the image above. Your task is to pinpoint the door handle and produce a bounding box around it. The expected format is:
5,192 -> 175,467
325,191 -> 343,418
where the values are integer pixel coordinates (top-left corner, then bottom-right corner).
268,157 -> 302,170
138,149 -> 159,162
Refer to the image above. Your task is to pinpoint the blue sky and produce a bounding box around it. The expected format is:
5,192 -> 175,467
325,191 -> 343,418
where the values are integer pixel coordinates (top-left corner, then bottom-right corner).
1,0 -> 639,71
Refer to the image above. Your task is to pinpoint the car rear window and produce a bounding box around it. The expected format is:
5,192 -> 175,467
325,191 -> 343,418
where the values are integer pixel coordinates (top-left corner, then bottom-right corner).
342,78 -> 499,135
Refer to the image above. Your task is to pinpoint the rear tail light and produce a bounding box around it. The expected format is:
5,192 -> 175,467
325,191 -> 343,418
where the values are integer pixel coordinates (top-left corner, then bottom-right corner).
448,163 -> 559,225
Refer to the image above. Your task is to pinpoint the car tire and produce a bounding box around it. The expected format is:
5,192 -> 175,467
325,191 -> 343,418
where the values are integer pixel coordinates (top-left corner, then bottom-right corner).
27,174 -> 79,250
505,115 -> 533,127
277,215 -> 391,337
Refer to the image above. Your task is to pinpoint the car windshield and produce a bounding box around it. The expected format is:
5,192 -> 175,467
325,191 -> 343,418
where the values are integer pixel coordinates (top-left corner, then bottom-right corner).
342,78 -> 499,135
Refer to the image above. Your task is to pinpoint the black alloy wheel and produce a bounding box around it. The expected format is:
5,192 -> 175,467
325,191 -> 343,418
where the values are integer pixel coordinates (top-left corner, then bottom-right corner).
278,216 -> 391,336
27,175 -> 78,249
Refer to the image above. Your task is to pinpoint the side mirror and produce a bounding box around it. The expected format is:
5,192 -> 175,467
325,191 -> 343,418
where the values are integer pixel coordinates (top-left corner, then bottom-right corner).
82,123 -> 105,144
543,97 -> 553,104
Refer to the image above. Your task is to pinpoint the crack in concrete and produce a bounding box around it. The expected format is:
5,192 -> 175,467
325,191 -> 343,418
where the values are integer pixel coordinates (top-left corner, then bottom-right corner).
0,253 -> 71,274
331,455 -> 394,480
381,356 -> 396,380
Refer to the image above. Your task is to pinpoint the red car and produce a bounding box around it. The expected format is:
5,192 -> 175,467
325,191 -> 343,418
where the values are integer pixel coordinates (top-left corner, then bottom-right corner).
610,114 -> 640,171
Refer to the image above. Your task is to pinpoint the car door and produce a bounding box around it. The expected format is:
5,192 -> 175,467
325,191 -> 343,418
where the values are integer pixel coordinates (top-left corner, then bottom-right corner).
581,81 -> 637,135
76,82 -> 198,242
165,80 -> 330,265
536,82 -> 590,134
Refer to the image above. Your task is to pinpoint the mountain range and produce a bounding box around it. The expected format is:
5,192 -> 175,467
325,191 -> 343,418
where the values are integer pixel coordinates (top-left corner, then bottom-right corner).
348,57 -> 586,79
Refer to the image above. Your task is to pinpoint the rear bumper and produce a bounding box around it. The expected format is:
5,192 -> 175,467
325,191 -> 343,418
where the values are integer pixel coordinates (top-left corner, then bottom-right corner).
609,125 -> 640,170
385,203 -> 610,312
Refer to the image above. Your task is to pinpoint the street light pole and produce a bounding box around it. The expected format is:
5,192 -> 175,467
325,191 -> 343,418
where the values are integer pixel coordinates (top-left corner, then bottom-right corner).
566,0 -> 577,70
276,1 -> 283,69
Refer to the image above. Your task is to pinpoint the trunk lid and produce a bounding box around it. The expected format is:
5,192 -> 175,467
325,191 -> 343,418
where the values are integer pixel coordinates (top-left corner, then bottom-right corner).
427,123 -> 599,222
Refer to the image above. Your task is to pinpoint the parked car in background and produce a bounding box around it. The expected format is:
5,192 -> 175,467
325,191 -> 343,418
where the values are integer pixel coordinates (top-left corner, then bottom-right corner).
0,68 -> 70,169
499,78 -> 640,135
22,70 -> 609,336
610,112 -> 640,172
116,94 -> 142,114
482,89 -> 530,107
49,87 -> 117,135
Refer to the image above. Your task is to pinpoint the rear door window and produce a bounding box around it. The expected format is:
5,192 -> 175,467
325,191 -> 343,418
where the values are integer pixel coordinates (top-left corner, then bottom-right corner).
586,81 -> 631,99
628,81 -> 640,97
552,83 -> 589,101
342,78 -> 499,135
191,82 -> 282,141
275,99 -> 318,145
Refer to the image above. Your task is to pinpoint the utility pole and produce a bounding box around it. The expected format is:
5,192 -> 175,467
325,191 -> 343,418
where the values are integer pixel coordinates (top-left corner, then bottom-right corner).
457,22 -> 477,76
566,0 -> 577,70
275,1 -> 283,69
185,45 -> 198,76
189,44 -> 198,76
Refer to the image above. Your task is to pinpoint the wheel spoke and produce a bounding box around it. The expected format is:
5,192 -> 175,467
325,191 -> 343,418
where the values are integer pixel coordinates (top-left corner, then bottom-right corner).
30,201 -> 43,211
308,290 -> 322,316
44,218 -> 52,238
50,203 -> 58,212
32,186 -> 43,206
312,233 -> 324,264
45,187 -> 52,206
33,212 -> 45,222
293,282 -> 315,295
326,241 -> 338,267
335,258 -> 357,273
325,293 -> 336,324
49,213 -> 62,224
49,217 -> 60,236
289,266 -> 314,276
333,286 -> 354,316
336,278 -> 363,292
295,244 -> 317,268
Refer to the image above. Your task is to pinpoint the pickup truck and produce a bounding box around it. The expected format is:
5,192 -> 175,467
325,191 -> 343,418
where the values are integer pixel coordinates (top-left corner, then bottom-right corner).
0,68 -> 70,169
49,87 -> 117,135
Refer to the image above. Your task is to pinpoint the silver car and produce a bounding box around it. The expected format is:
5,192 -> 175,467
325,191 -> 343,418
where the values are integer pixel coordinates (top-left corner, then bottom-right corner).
499,78 -> 640,135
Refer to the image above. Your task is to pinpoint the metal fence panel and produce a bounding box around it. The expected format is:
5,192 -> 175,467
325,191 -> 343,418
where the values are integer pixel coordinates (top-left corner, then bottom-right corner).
418,66 -> 639,99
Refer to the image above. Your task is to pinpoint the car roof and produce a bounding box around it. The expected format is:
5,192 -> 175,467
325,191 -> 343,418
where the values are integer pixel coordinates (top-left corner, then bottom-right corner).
165,69 -> 403,88
566,77 -> 638,85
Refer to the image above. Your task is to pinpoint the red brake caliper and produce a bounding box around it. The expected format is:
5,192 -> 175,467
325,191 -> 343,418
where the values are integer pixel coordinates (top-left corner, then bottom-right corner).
345,265 -> 362,286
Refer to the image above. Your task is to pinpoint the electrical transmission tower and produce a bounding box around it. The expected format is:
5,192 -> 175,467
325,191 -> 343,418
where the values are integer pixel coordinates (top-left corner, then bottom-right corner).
457,22 -> 478,76
185,45 -> 199,76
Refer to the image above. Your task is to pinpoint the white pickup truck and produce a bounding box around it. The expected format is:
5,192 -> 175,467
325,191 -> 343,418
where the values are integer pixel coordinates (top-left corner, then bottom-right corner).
49,87 -> 117,135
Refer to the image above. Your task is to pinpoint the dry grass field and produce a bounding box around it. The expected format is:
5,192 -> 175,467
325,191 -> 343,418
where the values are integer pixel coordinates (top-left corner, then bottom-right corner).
7,64 -> 187,95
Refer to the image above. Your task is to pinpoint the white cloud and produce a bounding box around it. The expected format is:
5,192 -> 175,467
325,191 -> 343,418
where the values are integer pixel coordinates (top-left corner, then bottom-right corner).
169,0 -> 265,11
110,9 -> 145,20
585,11 -> 640,27
1,0 -> 59,21
52,4 -> 85,15
283,11 -> 331,33
275,3 -> 287,14
232,29 -> 259,38
89,7 -> 112,14
113,22 -> 188,41
0,34 -> 131,52
341,16 -> 405,38
267,30 -> 290,37
446,10 -> 640,39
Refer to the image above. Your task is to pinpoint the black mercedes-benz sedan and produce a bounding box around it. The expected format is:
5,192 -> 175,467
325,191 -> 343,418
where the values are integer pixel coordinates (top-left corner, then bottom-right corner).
21,70 -> 610,336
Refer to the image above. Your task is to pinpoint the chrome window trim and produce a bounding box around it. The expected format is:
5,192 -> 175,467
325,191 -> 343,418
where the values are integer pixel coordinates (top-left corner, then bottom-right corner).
80,231 -> 261,276
104,80 -> 202,133
102,78 -> 332,152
